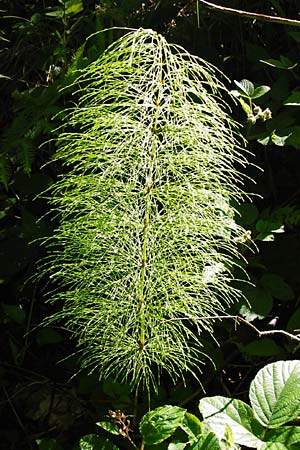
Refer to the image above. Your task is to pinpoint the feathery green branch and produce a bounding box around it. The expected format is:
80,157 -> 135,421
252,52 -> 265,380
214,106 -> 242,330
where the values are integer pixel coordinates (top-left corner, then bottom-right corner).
43,28 -> 251,391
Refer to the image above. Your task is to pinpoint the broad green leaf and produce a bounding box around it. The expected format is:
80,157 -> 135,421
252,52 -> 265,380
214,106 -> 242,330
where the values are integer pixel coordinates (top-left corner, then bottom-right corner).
236,203 -> 259,226
271,132 -> 292,147
256,220 -> 284,235
239,285 -> 273,321
241,338 -> 284,357
79,435 -> 119,450
260,274 -> 294,301
260,443 -> 290,450
190,432 -> 221,450
96,421 -> 119,435
65,0 -> 84,16
257,133 -> 272,146
199,396 -> 264,447
179,412 -> 202,441
255,219 -> 284,241
264,426 -> 300,446
230,89 -> 241,98
140,406 -> 187,445
249,360 -> 300,428
168,442 -> 187,450
234,79 -> 255,97
257,233 -> 274,242
283,91 -> 300,106
252,86 -> 271,99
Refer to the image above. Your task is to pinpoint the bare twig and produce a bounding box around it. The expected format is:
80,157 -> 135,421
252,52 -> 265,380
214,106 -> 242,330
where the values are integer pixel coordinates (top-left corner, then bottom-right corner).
2,386 -> 32,449
181,0 -> 300,28
237,316 -> 300,342
166,314 -> 300,343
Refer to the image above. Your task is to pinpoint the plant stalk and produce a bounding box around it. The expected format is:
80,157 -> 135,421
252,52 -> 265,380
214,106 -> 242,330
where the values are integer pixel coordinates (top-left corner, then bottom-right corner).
138,37 -> 163,352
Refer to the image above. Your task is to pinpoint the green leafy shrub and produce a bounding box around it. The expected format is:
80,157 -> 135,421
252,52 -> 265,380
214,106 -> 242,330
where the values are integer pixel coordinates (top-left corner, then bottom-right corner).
37,360 -> 300,449
43,28 -> 250,391
101,360 -> 300,450
200,360 -> 300,449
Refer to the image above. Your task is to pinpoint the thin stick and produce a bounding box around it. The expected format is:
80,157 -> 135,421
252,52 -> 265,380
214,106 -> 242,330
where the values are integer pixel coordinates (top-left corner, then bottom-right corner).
179,0 -> 300,28
166,315 -> 300,343
2,386 -> 30,443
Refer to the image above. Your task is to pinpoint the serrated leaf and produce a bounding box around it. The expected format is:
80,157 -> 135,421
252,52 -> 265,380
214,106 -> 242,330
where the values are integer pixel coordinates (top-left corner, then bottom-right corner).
283,91 -> 300,106
79,435 -> 119,450
260,443 -> 290,450
140,406 -> 187,445
260,274 -> 294,301
264,426 -> 300,446
252,85 -> 270,99
241,338 -> 284,357
249,360 -> 300,428
199,396 -> 264,448
234,79 -> 255,97
96,422 -> 119,435
190,432 -> 221,450
179,412 -> 202,441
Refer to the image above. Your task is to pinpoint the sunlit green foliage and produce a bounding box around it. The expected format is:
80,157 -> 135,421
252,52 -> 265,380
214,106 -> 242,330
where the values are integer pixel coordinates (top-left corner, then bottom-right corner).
43,28 -> 249,391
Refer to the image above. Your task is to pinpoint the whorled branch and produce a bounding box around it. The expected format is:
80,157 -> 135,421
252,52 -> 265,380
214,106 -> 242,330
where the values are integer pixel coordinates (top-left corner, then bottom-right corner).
43,28 -> 251,391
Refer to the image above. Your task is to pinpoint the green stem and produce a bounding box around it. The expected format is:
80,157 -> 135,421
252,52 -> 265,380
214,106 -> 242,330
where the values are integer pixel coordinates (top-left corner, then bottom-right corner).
137,38 -> 163,351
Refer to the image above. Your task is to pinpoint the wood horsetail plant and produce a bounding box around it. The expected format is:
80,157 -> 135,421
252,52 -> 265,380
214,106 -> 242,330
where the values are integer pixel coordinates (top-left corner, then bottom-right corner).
44,28 -> 251,392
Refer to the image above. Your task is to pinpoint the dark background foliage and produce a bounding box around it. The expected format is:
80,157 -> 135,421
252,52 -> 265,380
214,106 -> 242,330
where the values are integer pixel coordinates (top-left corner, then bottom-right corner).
1,1 -> 300,449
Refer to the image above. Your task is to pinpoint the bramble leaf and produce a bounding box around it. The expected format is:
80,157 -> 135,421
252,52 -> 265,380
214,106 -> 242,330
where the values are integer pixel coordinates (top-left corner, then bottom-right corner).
140,406 -> 186,445
234,79 -> 255,97
249,360 -> 300,428
199,396 -> 264,447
